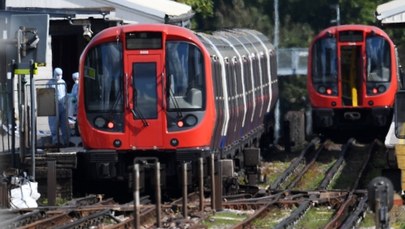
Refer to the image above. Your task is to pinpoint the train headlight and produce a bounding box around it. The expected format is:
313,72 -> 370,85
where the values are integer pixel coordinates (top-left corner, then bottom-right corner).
94,117 -> 106,128
184,115 -> 198,126
318,86 -> 326,94
326,88 -> 333,95
378,85 -> 386,93
107,121 -> 115,129
177,120 -> 184,128
372,88 -> 378,94
176,115 -> 198,128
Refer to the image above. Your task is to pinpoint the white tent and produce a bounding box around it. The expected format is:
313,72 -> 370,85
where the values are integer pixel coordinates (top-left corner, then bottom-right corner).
376,0 -> 405,25
6,0 -> 194,26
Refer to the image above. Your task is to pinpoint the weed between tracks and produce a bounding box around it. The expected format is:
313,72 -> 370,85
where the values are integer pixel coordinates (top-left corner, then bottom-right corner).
203,210 -> 251,228
252,207 -> 294,228
295,206 -> 334,229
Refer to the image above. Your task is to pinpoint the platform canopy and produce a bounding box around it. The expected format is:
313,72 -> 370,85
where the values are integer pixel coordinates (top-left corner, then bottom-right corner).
376,0 -> 405,26
6,0 -> 194,26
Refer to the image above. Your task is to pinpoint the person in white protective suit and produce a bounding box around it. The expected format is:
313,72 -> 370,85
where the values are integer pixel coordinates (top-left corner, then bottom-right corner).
48,67 -> 70,146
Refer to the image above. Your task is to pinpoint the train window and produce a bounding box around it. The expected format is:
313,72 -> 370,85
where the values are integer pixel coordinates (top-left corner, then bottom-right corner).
366,36 -> 391,82
339,31 -> 363,42
84,42 -> 123,113
133,63 -> 157,119
126,32 -> 162,50
166,41 -> 205,110
311,37 -> 337,84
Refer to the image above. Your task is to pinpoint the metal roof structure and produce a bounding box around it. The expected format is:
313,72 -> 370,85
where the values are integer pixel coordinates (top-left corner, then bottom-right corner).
6,0 -> 194,26
376,0 -> 405,26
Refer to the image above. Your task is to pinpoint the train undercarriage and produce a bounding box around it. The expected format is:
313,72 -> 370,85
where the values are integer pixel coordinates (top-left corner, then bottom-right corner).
73,131 -> 266,202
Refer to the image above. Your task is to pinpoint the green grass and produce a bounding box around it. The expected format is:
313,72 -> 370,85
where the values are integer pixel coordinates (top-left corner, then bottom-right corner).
203,210 -> 249,228
252,208 -> 293,228
38,197 -> 69,206
295,206 -> 334,229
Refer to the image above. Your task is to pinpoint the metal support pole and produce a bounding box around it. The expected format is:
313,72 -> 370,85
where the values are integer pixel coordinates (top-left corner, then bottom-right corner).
0,182 -> 8,208
210,154 -> 215,211
155,162 -> 161,227
214,158 -> 223,211
133,163 -> 140,229
10,60 -> 17,168
18,72 -> 24,160
182,162 -> 188,218
47,160 -> 56,206
199,157 -> 204,212
29,60 -> 36,181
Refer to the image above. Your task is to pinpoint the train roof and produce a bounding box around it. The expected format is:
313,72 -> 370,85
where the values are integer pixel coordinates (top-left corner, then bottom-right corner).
313,24 -> 391,40
86,24 -> 273,56
86,23 -> 202,46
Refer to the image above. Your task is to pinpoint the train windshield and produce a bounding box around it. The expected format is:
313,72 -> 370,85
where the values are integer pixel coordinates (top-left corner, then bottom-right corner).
311,37 -> 337,84
83,42 -> 123,112
166,41 -> 205,110
366,36 -> 391,82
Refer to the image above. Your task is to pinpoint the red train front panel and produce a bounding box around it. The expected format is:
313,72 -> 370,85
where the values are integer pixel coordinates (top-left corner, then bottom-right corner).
77,24 -> 216,151
307,25 -> 398,131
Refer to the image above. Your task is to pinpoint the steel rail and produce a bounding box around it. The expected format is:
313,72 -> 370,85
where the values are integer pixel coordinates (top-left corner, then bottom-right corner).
229,192 -> 284,229
270,137 -> 320,190
323,140 -> 376,229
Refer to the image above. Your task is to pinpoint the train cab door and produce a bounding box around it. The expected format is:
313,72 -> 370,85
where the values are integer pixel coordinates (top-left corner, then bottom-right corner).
340,45 -> 363,107
127,54 -> 164,148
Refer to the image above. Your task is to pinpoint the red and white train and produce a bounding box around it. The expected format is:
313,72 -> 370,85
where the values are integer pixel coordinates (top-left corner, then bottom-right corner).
307,24 -> 399,137
75,24 -> 278,194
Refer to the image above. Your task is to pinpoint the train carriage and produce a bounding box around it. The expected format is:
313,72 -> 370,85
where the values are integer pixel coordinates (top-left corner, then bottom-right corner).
307,24 -> 399,137
76,24 -> 278,195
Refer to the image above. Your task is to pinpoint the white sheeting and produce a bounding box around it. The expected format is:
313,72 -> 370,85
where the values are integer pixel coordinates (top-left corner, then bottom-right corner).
10,182 -> 41,209
6,0 -> 193,24
376,0 -> 405,25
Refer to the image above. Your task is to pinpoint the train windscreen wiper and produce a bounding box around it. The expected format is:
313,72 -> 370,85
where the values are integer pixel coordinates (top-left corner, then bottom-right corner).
132,89 -> 149,127
167,74 -> 183,120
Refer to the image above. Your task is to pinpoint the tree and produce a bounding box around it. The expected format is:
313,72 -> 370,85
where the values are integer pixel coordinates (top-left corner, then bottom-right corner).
176,0 -> 214,30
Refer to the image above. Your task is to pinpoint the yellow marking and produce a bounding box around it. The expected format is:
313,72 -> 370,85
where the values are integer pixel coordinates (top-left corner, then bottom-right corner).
395,118 -> 405,190
351,87 -> 357,106
395,139 -> 405,191
14,68 -> 38,75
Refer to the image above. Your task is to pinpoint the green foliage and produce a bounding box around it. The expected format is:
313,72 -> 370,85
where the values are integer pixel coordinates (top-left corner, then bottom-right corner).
279,75 -> 308,112
179,0 -> 401,48
177,0 -> 214,16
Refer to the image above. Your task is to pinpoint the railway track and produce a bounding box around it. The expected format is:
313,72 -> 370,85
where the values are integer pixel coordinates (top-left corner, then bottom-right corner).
0,138 -> 395,228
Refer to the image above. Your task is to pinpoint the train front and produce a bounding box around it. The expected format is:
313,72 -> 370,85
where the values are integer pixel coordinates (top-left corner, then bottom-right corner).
76,24 -> 215,192
307,25 -> 398,134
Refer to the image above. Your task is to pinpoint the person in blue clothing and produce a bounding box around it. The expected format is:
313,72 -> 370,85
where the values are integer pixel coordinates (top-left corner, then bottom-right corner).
48,67 -> 69,146
70,72 -> 79,116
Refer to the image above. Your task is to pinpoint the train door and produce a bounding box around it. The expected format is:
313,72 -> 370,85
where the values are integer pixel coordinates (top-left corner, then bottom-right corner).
340,45 -> 363,106
127,54 -> 164,148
